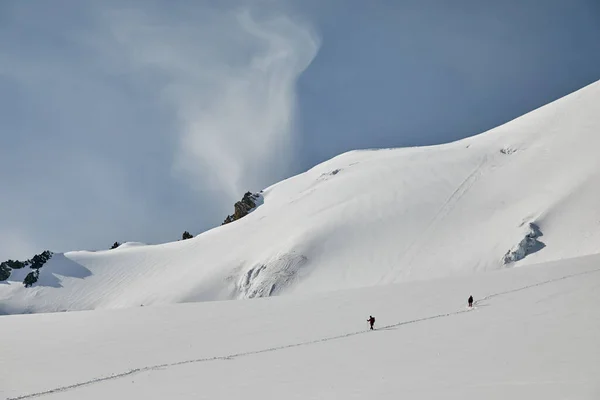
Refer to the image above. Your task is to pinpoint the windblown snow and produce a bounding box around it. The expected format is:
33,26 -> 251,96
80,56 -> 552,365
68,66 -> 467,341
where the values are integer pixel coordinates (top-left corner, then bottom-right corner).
3,80 -> 600,314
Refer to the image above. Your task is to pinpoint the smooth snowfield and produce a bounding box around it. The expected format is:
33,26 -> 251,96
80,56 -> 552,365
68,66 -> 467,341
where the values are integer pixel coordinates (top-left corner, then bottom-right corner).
3,80 -> 600,314
2,255 -> 599,399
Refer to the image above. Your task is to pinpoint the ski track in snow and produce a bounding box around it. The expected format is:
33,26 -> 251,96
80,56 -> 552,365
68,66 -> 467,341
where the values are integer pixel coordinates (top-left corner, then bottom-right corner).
7,266 -> 600,400
389,155 -> 490,282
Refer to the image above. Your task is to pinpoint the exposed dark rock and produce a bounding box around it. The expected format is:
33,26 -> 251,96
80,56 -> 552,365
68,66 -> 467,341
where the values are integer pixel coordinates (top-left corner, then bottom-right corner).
222,192 -> 262,225
110,242 -> 121,250
0,264 -> 10,281
1,260 -> 28,269
182,231 -> 193,240
29,251 -> 52,269
23,270 -> 39,288
0,250 -> 53,285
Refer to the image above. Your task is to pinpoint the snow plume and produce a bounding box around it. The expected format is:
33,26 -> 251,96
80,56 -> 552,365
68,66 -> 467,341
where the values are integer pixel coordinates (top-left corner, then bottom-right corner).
104,5 -> 320,199
174,11 -> 320,198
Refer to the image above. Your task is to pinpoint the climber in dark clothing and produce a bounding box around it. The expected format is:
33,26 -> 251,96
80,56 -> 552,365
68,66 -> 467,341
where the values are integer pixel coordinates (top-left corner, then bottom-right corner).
468,295 -> 474,308
367,315 -> 375,330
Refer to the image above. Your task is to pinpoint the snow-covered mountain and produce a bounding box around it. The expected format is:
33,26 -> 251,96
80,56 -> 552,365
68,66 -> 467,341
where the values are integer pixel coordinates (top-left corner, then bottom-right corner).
2,80 -> 600,314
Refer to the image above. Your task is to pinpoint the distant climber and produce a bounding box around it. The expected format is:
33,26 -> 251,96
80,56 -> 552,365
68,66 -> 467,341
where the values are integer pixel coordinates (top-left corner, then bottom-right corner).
367,315 -> 375,330
468,295 -> 474,308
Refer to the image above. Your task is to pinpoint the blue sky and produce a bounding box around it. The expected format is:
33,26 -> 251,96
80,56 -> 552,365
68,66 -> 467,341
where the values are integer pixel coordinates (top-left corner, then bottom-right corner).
1,0 -> 599,260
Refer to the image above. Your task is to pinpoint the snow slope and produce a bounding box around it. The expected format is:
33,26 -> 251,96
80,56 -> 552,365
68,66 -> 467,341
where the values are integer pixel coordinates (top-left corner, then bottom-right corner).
3,80 -> 600,314
2,254 -> 599,399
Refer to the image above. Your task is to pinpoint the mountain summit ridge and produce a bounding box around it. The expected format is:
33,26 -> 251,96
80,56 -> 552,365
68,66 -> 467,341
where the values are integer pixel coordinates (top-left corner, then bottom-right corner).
2,80 -> 600,315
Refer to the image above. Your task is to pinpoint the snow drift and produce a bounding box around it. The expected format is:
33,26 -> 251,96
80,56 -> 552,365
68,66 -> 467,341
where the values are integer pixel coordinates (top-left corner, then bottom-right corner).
3,80 -> 600,314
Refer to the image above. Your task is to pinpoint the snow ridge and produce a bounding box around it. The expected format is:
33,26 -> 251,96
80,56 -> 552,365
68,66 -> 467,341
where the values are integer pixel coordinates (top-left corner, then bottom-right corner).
3,79 -> 600,314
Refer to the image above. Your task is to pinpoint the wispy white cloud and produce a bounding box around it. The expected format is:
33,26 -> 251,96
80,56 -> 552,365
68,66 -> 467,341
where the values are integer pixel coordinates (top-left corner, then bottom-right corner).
0,2 -> 319,259
99,4 -> 320,198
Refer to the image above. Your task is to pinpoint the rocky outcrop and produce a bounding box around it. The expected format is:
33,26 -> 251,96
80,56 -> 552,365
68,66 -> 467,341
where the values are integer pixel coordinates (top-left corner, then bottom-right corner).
222,192 -> 263,225
1,259 -> 28,270
23,270 -> 40,288
29,251 -> 53,269
503,223 -> 545,264
0,264 -> 10,281
0,250 -> 53,285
